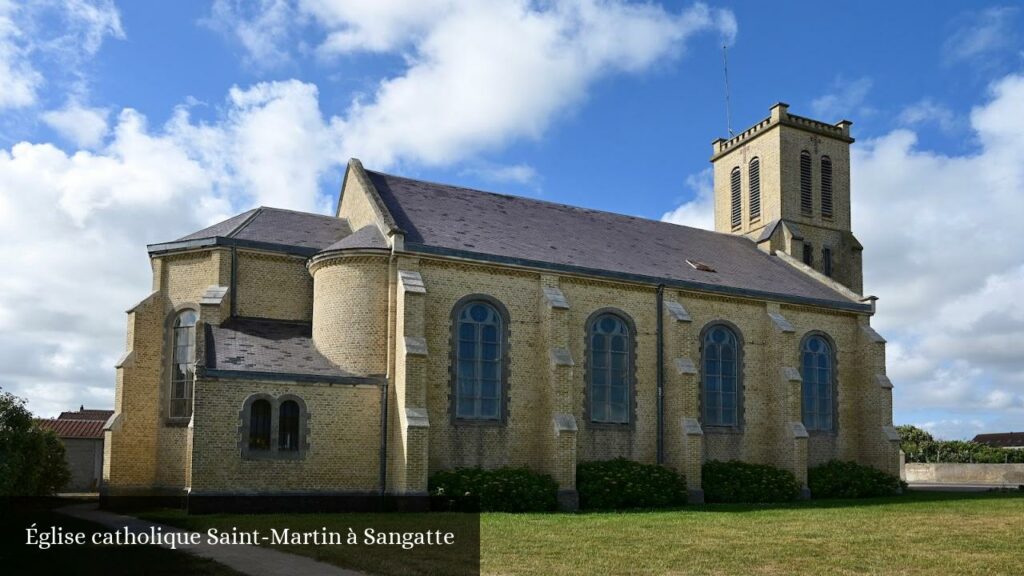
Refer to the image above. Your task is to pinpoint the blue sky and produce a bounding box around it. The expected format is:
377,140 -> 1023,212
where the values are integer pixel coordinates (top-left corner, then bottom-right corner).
1,1 -> 1023,439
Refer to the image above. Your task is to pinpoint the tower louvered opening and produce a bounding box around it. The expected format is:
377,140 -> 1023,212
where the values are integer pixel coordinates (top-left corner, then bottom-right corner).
800,150 -> 812,216
730,167 -> 742,229
749,157 -> 761,221
821,156 -> 833,219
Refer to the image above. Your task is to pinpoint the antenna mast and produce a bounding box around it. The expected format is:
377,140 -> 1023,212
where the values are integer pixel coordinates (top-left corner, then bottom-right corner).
722,44 -> 734,137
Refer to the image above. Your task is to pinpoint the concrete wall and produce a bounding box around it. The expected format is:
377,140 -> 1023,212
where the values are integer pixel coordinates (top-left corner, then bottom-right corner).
905,463 -> 1024,485
63,438 -> 104,492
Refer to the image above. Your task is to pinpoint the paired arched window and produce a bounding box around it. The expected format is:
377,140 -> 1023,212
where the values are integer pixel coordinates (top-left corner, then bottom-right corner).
820,156 -> 833,219
801,335 -> 835,431
241,395 -> 308,458
799,150 -> 813,216
729,167 -> 742,229
702,323 -> 741,427
169,309 -> 198,419
248,399 -> 271,451
453,299 -> 506,421
748,157 -> 761,221
588,311 -> 633,424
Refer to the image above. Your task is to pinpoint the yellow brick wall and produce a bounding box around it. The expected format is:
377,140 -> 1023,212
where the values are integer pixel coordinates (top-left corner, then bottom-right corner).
311,255 -> 390,376
236,252 -> 312,321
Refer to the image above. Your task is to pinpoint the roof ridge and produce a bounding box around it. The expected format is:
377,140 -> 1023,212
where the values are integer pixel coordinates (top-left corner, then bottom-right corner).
227,206 -> 263,238
254,205 -> 339,219
366,169 -> 738,240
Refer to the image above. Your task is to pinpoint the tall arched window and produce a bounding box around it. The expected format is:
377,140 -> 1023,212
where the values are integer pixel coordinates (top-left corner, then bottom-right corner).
821,156 -> 834,219
279,400 -> 300,451
248,399 -> 271,451
453,299 -> 505,421
730,167 -> 742,229
800,150 -> 813,216
702,323 -> 741,427
169,309 -> 198,419
588,312 -> 633,424
748,157 -> 761,221
801,334 -> 835,431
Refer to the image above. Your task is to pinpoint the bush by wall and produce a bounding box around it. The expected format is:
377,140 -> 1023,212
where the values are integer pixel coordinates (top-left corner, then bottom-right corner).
428,467 -> 558,512
702,460 -> 801,503
808,460 -> 905,498
898,425 -> 1024,464
575,458 -> 687,510
0,389 -> 71,496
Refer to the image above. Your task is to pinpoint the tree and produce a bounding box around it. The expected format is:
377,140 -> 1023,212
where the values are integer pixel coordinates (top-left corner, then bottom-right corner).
0,389 -> 71,495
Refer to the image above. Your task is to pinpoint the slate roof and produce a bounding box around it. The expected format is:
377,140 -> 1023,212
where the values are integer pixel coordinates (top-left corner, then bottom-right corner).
319,224 -> 388,253
205,318 -> 382,383
973,432 -> 1024,448
365,170 -> 865,309
155,207 -> 351,254
58,408 -> 114,422
36,418 -> 106,439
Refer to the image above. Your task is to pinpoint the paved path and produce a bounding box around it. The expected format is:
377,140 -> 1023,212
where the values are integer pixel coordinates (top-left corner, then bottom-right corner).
58,503 -> 361,576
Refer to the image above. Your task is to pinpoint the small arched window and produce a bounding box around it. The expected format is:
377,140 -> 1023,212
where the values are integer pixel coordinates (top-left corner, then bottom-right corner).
730,167 -> 742,229
279,400 -> 300,451
588,312 -> 633,424
802,335 -> 835,431
169,309 -> 198,419
821,156 -> 833,219
248,399 -> 271,451
748,157 -> 761,221
453,299 -> 505,420
800,150 -> 813,216
702,323 -> 741,427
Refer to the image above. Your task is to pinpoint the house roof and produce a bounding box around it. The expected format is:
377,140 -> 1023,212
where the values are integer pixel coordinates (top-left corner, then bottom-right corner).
36,418 -> 106,440
204,318 -> 383,385
973,432 -> 1024,448
365,169 -> 867,311
58,408 -> 114,421
150,207 -> 351,256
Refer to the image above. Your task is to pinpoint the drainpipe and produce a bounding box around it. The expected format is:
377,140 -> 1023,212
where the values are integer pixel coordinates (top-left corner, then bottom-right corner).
379,377 -> 389,497
229,247 -> 238,319
656,284 -> 665,465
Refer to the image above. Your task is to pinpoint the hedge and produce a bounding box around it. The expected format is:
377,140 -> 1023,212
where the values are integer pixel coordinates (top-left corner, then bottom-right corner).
702,460 -> 801,503
428,467 -> 558,512
808,460 -> 905,498
576,458 -> 687,510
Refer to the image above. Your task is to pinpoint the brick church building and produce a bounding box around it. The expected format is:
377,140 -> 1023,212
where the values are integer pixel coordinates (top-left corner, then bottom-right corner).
104,104 -> 900,508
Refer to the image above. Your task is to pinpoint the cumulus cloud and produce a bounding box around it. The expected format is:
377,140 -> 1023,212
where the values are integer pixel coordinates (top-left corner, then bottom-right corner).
810,76 -> 874,120
661,167 -> 714,229
897,98 -> 958,132
461,162 -> 541,189
40,101 -> 110,148
0,80 -> 342,417
943,6 -> 1019,65
662,73 -> 1024,437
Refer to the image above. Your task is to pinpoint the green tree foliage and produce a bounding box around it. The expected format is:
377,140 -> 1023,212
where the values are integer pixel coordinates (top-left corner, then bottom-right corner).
0,388 -> 72,495
898,424 -> 1024,464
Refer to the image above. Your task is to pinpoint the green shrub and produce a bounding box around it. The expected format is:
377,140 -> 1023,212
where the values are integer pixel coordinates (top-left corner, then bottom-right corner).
702,460 -> 801,503
0,389 -> 71,496
428,467 -> 558,512
808,460 -> 905,498
576,458 -> 687,510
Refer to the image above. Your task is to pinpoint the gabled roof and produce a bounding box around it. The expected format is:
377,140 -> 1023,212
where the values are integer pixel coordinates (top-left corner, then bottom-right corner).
365,169 -> 868,311
58,408 -> 113,422
150,207 -> 351,256
204,318 -> 383,385
973,432 -> 1024,448
36,418 -> 106,439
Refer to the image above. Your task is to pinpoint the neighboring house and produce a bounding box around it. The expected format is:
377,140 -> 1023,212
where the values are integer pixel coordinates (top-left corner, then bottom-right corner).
37,407 -> 114,492
973,433 -> 1024,449
104,103 -> 899,509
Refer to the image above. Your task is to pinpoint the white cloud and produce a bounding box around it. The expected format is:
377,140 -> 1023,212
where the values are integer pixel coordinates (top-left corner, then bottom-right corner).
661,167 -> 714,229
461,162 -> 540,189
204,0 -> 295,68
943,6 -> 1019,65
210,1 -> 737,167
0,0 -> 122,109
41,101 -> 109,148
0,80 -> 342,417
810,76 -> 873,120
897,98 -> 957,132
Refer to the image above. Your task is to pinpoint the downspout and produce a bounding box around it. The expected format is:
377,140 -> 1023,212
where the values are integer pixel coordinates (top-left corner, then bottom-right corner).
656,284 -> 665,465
378,245 -> 397,497
229,247 -> 238,319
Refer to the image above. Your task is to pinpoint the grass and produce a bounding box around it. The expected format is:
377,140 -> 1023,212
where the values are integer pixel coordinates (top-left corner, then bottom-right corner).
138,490 -> 1024,576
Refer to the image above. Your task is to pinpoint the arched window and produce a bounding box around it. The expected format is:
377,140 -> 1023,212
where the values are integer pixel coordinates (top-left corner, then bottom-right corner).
588,312 -> 633,424
748,157 -> 761,221
801,335 -> 835,431
800,150 -> 813,216
453,299 -> 505,420
279,400 -> 300,451
702,323 -> 741,427
730,167 -> 742,229
821,156 -> 834,219
248,399 -> 271,451
169,309 -> 198,419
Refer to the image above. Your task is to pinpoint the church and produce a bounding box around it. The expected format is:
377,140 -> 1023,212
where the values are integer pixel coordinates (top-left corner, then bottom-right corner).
103,103 -> 900,509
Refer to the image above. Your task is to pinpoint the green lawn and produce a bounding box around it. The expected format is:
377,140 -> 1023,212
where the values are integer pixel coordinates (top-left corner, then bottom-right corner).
141,491 -> 1024,576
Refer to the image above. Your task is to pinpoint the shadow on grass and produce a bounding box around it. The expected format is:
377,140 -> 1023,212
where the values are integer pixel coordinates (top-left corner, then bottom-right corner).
566,489 -> 1024,516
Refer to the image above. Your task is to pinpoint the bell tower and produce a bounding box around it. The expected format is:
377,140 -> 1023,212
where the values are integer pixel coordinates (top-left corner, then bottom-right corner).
710,103 -> 863,294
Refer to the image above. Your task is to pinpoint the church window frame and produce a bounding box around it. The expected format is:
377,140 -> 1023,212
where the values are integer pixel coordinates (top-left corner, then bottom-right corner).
700,321 -> 744,430
450,294 -> 511,425
800,332 -> 838,433
239,394 -> 310,460
585,308 -> 637,427
167,308 -> 198,422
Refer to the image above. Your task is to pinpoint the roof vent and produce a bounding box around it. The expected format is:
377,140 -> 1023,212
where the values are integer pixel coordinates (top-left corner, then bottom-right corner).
686,259 -> 716,273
